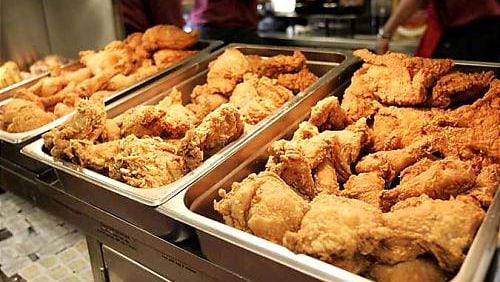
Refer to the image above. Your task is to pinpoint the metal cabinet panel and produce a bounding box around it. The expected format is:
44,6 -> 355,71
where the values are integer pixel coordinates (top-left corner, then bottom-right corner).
102,245 -> 171,282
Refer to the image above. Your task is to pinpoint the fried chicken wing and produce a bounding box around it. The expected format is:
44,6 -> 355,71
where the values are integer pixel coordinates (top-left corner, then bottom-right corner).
353,49 -> 454,106
215,172 -> 309,244
428,71 -> 495,108
308,96 -> 352,130
230,74 -> 294,124
6,105 -> 56,133
341,173 -> 385,208
380,157 -> 476,212
283,195 -> 389,274
277,68 -> 318,93
369,259 -> 448,282
142,25 -> 199,51
355,139 -> 433,184
248,50 -> 306,78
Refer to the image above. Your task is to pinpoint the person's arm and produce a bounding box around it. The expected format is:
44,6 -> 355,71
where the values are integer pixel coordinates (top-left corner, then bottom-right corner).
375,0 -> 425,54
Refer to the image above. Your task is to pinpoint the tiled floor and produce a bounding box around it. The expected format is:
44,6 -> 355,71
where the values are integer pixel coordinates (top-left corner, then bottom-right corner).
0,192 -> 93,281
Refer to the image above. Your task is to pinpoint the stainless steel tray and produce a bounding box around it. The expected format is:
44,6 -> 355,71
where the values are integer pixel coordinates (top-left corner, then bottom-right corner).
157,62 -> 500,281
22,45 -> 354,213
1,40 -> 221,172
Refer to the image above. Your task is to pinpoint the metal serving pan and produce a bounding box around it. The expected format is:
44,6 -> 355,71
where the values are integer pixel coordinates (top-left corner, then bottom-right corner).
1,40 -> 221,172
22,45 -> 354,234
157,61 -> 500,281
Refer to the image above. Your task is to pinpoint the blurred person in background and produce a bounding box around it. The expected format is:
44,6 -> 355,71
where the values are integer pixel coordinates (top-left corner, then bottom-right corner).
189,0 -> 265,44
375,0 -> 500,62
121,0 -> 184,34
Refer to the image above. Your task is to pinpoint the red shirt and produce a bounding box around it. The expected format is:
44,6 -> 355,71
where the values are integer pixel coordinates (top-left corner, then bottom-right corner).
416,0 -> 500,57
190,0 -> 258,29
122,0 -> 185,31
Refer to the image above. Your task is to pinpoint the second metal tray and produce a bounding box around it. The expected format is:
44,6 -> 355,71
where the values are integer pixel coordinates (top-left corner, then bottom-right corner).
22,44 -> 355,213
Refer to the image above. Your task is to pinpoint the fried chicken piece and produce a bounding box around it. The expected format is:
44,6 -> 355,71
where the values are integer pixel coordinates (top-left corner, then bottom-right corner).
1,98 -> 44,126
153,49 -> 197,69
205,49 -> 251,95
79,46 -> 135,76
214,172 -> 309,244
43,99 -> 106,159
355,139 -> 433,184
353,49 -> 454,106
369,259 -> 448,282
142,25 -> 198,51
13,89 -> 44,108
61,67 -> 93,84
66,139 -> 121,172
399,158 -> 435,184
340,66 -> 383,121
466,164 -> 499,208
101,119 -> 121,142
428,71 -> 495,108
188,86 -> 229,119
53,103 -> 74,118
6,105 -> 56,133
267,119 -> 368,198
69,134 -> 186,188
230,74 -> 294,124
118,91 -> 197,138
379,195 -> 485,271
107,62 -> 159,91
248,50 -> 306,78
371,106 -> 441,151
380,157 -> 476,212
291,121 -> 319,141
107,135 -> 186,188
283,195 -> 389,274
181,103 -> 243,152
308,96 -> 352,130
124,32 -> 150,60
179,103 -> 244,170
341,173 -> 385,208
277,68 -> 318,93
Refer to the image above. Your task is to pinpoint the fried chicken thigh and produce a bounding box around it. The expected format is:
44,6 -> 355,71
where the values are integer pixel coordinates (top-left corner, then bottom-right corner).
283,195 -> 389,274
214,172 -> 309,244
353,49 -> 454,106
379,196 -> 484,271
341,173 -> 385,208
277,68 -> 318,93
230,74 -> 294,124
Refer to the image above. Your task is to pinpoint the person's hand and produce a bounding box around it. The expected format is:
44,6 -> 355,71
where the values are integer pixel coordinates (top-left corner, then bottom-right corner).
375,37 -> 390,54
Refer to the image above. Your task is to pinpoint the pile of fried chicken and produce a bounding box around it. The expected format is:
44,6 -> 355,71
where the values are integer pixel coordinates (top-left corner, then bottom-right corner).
215,49 -> 499,282
0,25 -> 199,133
42,48 -> 319,188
